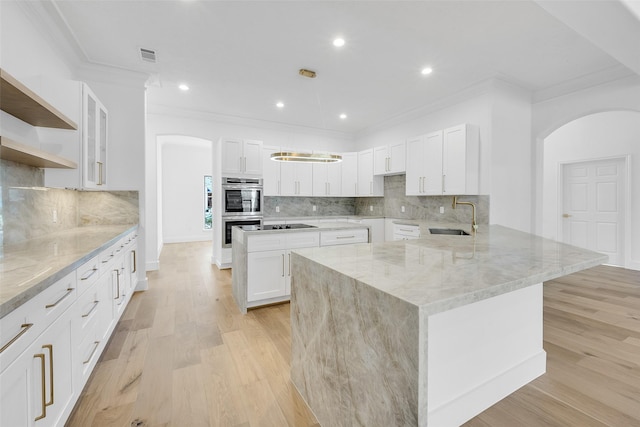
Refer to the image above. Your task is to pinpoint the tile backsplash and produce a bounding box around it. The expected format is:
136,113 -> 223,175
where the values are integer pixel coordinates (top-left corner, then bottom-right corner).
264,174 -> 489,223
355,175 -> 489,223
1,159 -> 139,245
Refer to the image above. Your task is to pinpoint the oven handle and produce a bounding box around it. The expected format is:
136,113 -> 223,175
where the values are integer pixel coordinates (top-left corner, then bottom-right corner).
221,215 -> 264,221
222,185 -> 263,191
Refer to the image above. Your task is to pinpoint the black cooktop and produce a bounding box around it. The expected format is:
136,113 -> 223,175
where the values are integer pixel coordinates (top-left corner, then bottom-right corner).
263,223 -> 317,230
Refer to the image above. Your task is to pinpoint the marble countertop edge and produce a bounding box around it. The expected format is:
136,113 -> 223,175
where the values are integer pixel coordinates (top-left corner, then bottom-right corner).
1,224 -> 138,319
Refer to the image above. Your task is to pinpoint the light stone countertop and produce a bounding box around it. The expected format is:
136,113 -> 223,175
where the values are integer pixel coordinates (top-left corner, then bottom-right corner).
292,224 -> 608,315
0,224 -> 137,319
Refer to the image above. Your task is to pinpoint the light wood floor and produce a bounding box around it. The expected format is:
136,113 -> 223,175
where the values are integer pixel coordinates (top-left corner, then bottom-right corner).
67,242 -> 640,427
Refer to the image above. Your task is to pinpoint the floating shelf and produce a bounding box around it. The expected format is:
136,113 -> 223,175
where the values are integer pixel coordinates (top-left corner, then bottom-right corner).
0,68 -> 78,130
0,136 -> 77,169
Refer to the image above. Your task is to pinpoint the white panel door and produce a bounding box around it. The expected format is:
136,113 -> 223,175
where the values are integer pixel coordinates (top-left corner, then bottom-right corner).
405,135 -> 425,195
562,158 -> 625,265
340,152 -> 358,197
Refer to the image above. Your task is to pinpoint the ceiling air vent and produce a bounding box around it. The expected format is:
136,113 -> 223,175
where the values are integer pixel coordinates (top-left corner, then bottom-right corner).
140,48 -> 157,63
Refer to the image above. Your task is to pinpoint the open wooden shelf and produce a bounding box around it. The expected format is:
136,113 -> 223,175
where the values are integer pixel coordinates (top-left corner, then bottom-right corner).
1,68 -> 78,130
1,136 -> 77,169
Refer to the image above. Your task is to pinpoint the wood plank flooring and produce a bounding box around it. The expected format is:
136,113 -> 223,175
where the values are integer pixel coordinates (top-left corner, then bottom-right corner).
67,242 -> 640,427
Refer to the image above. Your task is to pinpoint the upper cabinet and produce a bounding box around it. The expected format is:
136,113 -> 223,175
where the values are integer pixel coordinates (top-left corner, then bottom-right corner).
262,145 -> 281,196
373,141 -> 405,175
221,139 -> 263,178
0,69 -> 78,169
406,124 -> 479,196
280,156 -> 313,196
312,161 -> 342,197
45,82 -> 109,189
340,152 -> 358,197
82,85 -> 108,188
357,148 -> 384,196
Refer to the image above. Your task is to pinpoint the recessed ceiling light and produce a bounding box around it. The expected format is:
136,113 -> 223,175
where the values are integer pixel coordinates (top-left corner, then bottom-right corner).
421,67 -> 433,75
333,38 -> 345,47
339,113 -> 347,120
276,101 -> 284,108
178,83 -> 189,91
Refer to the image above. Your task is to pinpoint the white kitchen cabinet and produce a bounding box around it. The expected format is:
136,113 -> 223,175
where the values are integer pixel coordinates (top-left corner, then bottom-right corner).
221,138 -> 263,178
0,305 -> 74,427
405,124 -> 478,196
340,152 -> 358,197
374,141 -> 406,175
357,148 -> 383,196
262,145 -> 281,195
246,232 -> 320,303
247,250 -> 288,302
393,223 -> 421,240
44,82 -> 108,190
312,161 -> 342,196
320,228 -> 369,246
348,218 -> 384,242
281,160 -> 313,196
442,124 -> 479,195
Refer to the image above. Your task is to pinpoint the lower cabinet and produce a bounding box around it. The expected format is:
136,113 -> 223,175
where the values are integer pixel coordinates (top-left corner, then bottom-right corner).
247,250 -> 288,302
0,228 -> 138,427
246,232 -> 320,305
0,308 -> 74,427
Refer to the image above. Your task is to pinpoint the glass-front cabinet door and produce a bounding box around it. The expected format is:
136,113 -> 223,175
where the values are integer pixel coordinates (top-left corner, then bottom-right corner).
82,84 -> 108,188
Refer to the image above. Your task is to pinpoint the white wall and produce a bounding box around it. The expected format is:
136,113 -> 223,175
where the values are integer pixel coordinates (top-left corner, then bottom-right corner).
354,80 -> 534,232
1,2 -> 149,287
145,111 -> 354,269
160,136 -> 213,244
542,111 -> 640,269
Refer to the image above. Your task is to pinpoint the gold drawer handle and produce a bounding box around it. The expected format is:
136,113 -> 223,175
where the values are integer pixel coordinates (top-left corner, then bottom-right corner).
336,235 -> 355,239
80,267 -> 98,280
81,300 -> 100,318
45,288 -> 74,309
83,341 -> 100,364
0,323 -> 33,354
42,344 -> 54,407
34,353 -> 47,421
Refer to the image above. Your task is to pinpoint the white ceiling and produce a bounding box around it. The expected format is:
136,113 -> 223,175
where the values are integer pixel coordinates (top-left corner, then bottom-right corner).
44,0 -> 638,134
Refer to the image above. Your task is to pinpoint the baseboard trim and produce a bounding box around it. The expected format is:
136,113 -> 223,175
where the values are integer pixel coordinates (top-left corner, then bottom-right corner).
428,351 -> 547,427
146,260 -> 159,271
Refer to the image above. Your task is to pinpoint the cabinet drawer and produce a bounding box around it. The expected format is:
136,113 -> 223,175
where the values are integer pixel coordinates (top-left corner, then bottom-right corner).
77,254 -> 101,294
76,284 -> 102,338
0,271 -> 76,371
247,234 -> 287,252
320,229 -> 369,246
287,232 -> 320,249
393,223 -> 421,240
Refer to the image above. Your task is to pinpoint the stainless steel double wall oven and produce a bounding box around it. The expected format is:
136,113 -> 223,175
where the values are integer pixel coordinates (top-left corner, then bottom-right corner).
221,177 -> 263,247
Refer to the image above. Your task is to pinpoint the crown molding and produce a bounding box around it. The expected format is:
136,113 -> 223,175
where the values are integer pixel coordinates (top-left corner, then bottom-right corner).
75,62 -> 150,89
532,64 -> 636,103
16,0 -> 84,70
147,103 -> 354,141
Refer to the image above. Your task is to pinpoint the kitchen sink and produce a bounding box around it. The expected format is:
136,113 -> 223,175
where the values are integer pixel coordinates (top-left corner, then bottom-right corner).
429,228 -> 470,236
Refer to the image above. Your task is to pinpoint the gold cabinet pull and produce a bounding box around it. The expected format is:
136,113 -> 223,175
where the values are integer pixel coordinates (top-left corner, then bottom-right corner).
562,213 -> 572,218
113,269 -> 120,300
80,267 -> 98,281
281,254 -> 285,277
131,250 -> 137,273
83,341 -> 100,364
45,288 -> 74,309
82,300 -> 99,318
42,344 -> 54,407
0,323 -> 33,353
34,353 -> 47,421
97,161 -> 103,186
288,253 -> 291,277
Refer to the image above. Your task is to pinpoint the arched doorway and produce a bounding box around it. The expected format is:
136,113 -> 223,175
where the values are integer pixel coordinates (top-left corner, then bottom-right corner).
539,111 -> 640,268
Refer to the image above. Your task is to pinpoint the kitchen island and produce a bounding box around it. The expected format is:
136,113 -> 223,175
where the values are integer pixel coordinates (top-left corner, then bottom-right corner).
290,225 -> 607,427
232,221 -> 370,313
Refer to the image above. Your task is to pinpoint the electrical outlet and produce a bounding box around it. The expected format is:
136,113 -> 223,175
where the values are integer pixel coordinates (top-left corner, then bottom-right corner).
313,205 -> 317,212
440,206 -> 445,214
276,206 -> 280,213
52,209 -> 58,223
401,206 -> 405,213
369,205 -> 373,212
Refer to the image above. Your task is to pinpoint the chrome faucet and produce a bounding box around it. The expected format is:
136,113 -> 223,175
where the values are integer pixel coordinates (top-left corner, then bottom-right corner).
452,196 -> 478,233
